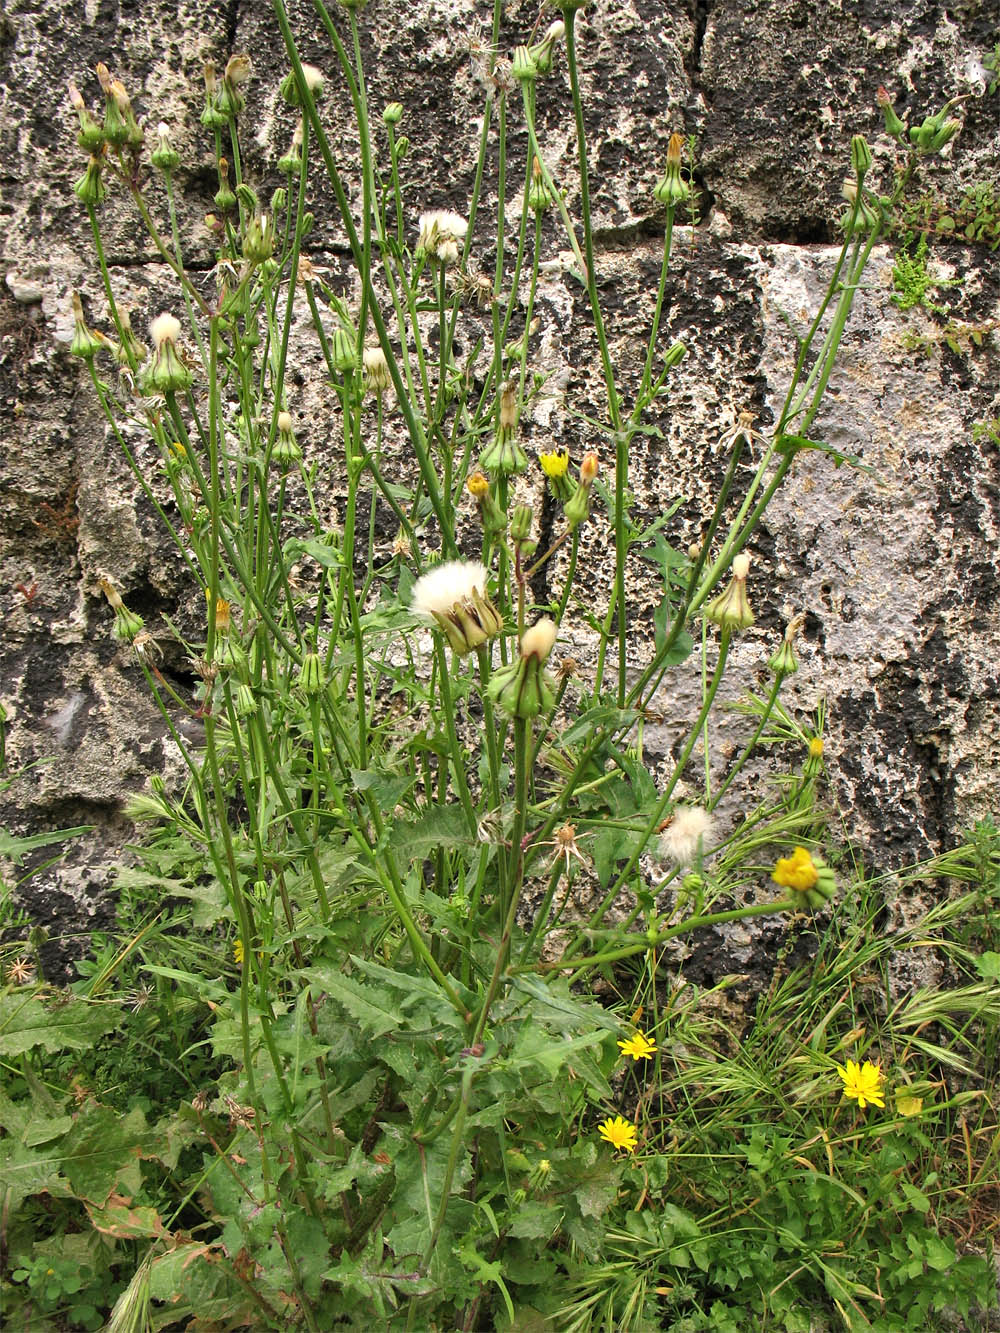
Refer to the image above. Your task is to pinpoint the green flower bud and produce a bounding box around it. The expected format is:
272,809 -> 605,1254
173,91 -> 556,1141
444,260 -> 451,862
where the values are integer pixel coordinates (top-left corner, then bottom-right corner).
563,452 -> 599,528
768,614 -> 803,677
272,410 -> 302,467
850,135 -> 872,179
662,341 -> 687,371
201,101 -> 229,129
214,173 -> 237,213
705,553 -> 754,631
487,618 -> 558,720
394,134 -> 410,159
332,327 -> 358,375
876,87 -> 906,140
654,133 -> 690,207
74,155 -> 108,206
929,118 -> 961,151
243,213 -> 274,265
69,294 -> 103,360
510,504 -> 533,544
480,433 -> 528,475
528,158 -> 551,214
99,578 -> 144,643
214,636 -> 246,673
382,101 -> 403,125
68,82 -> 105,152
114,605 -> 144,642
141,313 -> 192,395
529,21 -> 565,76
511,45 -> 538,84
480,381 -> 527,474
101,81 -> 131,148
298,651 -> 326,695
150,122 -> 181,171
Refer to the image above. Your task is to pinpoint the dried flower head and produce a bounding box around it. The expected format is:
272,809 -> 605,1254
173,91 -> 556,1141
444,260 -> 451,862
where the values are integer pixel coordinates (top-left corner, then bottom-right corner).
417,209 -> 468,263
659,806 -> 714,865
7,957 -> 36,986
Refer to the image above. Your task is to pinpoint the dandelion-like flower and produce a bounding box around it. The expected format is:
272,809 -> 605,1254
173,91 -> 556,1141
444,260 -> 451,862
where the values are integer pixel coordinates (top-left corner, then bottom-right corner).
772,846 -> 818,892
659,807 -> 714,865
417,209 -> 468,264
411,559 -> 502,656
772,846 -> 837,910
617,1031 -> 657,1062
597,1115 -> 638,1154
837,1059 -> 885,1110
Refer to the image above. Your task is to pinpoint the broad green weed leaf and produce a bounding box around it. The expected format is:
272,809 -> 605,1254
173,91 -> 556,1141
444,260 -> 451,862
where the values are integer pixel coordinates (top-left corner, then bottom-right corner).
304,966 -> 400,1037
0,990 -> 118,1057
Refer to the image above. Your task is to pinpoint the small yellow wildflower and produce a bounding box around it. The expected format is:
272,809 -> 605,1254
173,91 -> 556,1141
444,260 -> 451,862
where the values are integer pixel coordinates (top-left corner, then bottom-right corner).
617,1031 -> 657,1062
896,1094 -> 924,1118
233,939 -> 244,965
539,448 -> 569,479
597,1115 -> 638,1153
808,737 -> 824,758
837,1059 -> 885,1110
772,846 -> 819,892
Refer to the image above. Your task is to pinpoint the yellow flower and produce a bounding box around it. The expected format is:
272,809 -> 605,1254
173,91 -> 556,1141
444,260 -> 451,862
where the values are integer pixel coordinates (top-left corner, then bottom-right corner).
837,1059 -> 885,1110
233,939 -> 244,965
597,1115 -> 638,1153
772,846 -> 819,892
808,737 -> 824,758
617,1031 -> 657,1062
539,448 -> 569,479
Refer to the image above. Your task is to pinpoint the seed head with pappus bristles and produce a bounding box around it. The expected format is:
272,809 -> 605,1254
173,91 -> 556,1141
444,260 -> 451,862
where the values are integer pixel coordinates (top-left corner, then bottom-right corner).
411,560 -> 502,656
659,807 -> 715,865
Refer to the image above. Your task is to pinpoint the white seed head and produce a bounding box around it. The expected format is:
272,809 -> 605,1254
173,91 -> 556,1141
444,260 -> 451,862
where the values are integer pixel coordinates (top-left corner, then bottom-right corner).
277,411 -> 293,432
149,312 -> 181,348
732,553 -> 750,580
659,806 -> 715,865
417,209 -> 469,259
544,20 -> 566,42
520,617 -> 557,661
438,238 -> 460,265
411,560 -> 489,618
299,63 -> 324,93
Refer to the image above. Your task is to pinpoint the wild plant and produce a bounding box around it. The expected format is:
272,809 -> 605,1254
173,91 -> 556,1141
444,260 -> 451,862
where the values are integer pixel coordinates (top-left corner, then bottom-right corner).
1,1 -> 991,1328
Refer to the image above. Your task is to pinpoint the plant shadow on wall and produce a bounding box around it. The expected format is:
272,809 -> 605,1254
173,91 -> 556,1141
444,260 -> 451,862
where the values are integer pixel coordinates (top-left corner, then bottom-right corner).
2,2 -> 999,1330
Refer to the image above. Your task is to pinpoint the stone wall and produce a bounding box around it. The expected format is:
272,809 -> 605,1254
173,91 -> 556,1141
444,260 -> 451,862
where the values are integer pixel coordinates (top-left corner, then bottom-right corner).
1,0 -> 998,973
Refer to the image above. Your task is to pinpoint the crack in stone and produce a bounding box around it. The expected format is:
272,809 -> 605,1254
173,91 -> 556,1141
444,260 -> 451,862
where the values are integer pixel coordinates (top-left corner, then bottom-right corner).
687,0 -> 711,86
225,0 -> 241,55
